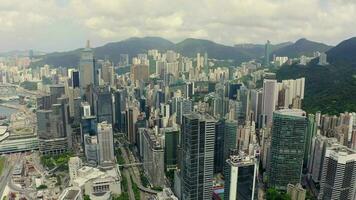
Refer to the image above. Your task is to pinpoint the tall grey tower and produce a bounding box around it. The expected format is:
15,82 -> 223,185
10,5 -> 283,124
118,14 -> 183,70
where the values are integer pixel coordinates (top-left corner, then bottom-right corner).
79,40 -> 95,92
181,112 -> 216,200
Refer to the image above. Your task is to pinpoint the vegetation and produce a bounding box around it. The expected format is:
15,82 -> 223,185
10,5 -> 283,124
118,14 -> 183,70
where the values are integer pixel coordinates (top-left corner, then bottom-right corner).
151,186 -> 163,191
130,176 -> 140,200
116,148 -> 125,165
140,171 -> 150,187
266,188 -> 291,200
83,194 -> 91,200
36,184 -> 48,190
113,193 -> 129,200
40,152 -> 74,171
276,37 -> 356,115
0,157 -> 5,176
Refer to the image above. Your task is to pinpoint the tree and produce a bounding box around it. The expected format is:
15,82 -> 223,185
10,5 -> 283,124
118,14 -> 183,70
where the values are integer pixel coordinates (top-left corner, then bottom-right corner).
266,188 -> 291,200
83,195 -> 91,200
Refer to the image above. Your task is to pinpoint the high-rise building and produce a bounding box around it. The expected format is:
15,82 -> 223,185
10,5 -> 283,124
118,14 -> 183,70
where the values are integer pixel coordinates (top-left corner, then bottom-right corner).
93,85 -> 113,124
71,70 -> 80,88
318,145 -> 356,200
161,127 -> 180,171
69,157 -> 83,185
114,89 -> 126,131
304,114 -> 317,167
264,40 -> 271,66
119,54 -> 129,67
181,113 -> 216,200
287,183 -> 306,200
261,79 -> 278,127
141,128 -> 165,186
224,150 -> 258,200
131,64 -> 149,82
97,122 -> 115,168
268,109 -> 307,190
308,135 -> 338,183
79,40 -> 95,91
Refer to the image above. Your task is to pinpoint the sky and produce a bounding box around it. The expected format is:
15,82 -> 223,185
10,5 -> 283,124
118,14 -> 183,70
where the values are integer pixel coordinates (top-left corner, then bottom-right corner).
0,0 -> 356,52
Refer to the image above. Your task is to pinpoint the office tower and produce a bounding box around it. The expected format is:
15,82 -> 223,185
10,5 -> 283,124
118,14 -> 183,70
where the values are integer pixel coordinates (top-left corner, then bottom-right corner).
71,70 -> 80,88
69,157 -> 83,185
174,97 -> 192,125
101,61 -> 114,85
308,136 -> 339,183
36,94 -> 51,110
161,127 -> 180,171
79,40 -> 95,91
93,85 -> 113,124
131,64 -> 149,82
186,82 -> 194,99
264,40 -> 271,66
287,183 -> 306,200
97,122 -> 115,167
224,151 -> 258,200
37,103 -> 70,154
261,79 -> 278,127
318,145 -> 356,200
214,120 -> 225,173
268,109 -> 307,190
114,89 -> 126,131
73,97 -> 82,125
84,134 -> 99,166
119,54 -> 129,67
50,84 -> 65,105
304,114 -> 317,167
228,83 -> 242,100
181,113 -> 216,200
126,106 -> 139,144
141,128 -> 165,186
251,89 -> 262,126
204,52 -> 208,74
238,86 -> 250,123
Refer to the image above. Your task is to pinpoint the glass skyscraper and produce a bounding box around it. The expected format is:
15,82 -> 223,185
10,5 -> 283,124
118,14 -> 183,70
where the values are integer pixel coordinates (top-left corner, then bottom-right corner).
181,112 -> 216,200
268,109 -> 307,190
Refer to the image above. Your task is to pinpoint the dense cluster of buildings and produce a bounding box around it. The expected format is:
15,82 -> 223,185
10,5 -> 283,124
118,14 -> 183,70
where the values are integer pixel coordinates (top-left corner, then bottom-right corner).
0,40 -> 355,200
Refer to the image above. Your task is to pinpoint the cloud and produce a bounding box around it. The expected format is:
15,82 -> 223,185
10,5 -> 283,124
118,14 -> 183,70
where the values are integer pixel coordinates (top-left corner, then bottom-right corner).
0,0 -> 355,52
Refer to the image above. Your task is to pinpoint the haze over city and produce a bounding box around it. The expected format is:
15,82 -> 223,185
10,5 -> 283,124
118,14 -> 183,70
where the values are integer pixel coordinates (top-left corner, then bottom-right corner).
1,0 -> 356,52
0,1 -> 356,200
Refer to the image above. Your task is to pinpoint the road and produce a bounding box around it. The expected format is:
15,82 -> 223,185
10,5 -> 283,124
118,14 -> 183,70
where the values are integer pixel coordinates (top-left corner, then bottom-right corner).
119,144 -> 158,199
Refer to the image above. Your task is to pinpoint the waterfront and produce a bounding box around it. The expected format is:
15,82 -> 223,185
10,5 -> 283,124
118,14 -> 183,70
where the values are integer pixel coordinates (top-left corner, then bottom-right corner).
0,100 -> 19,118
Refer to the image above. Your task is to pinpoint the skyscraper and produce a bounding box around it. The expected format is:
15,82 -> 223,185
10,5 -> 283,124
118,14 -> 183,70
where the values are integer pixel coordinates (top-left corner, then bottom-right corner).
97,122 -> 115,167
181,112 -> 216,200
224,150 -> 258,200
261,79 -> 278,127
264,40 -> 271,66
268,109 -> 307,190
93,85 -> 113,124
318,145 -> 356,200
79,40 -> 95,91
131,64 -> 149,82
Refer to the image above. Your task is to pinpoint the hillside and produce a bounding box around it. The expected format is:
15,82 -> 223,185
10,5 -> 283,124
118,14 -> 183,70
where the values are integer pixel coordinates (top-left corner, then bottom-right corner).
276,37 -> 356,114
234,42 -> 292,59
31,37 -> 174,68
272,38 -> 332,58
175,38 -> 252,63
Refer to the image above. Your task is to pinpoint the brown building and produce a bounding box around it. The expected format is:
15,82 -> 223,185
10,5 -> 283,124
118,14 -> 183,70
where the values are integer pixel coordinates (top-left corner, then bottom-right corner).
131,64 -> 149,82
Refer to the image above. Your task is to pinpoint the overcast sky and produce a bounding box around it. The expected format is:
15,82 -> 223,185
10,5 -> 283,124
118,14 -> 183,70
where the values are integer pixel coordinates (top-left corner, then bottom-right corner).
0,0 -> 355,52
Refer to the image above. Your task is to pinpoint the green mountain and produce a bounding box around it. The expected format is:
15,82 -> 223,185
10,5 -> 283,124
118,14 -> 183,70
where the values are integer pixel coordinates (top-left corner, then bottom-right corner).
31,37 -> 174,68
276,37 -> 356,114
174,38 -> 252,63
272,38 -> 332,58
234,42 -> 292,59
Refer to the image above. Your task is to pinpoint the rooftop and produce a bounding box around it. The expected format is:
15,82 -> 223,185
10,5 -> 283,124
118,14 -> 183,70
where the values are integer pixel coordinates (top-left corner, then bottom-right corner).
274,109 -> 306,118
